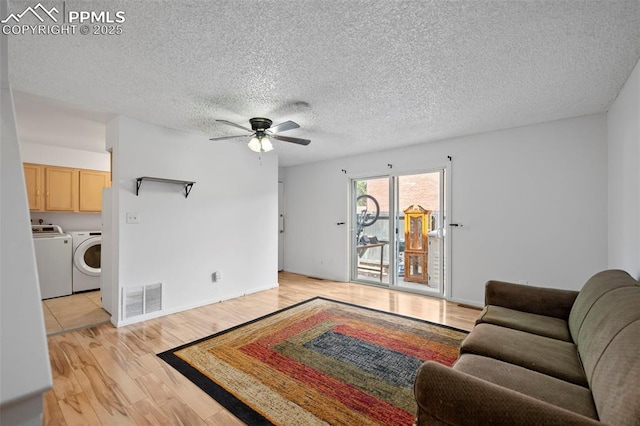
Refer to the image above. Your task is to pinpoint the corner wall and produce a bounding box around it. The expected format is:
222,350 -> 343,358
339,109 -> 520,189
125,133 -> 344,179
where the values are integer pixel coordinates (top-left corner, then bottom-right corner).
283,114 -> 608,305
607,57 -> 640,278
0,0 -> 52,420
105,116 -> 278,325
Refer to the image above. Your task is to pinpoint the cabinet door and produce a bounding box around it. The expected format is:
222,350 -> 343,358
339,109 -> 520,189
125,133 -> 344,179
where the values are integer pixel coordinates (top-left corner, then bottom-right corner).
79,170 -> 111,212
45,167 -> 78,211
23,163 -> 44,210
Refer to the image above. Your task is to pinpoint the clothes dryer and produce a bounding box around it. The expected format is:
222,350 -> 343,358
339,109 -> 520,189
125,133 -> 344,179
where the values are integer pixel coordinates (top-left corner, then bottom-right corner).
70,231 -> 102,292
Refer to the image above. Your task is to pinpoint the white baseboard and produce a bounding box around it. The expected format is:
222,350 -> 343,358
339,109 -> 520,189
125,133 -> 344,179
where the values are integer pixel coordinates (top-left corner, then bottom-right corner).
448,296 -> 483,309
115,282 -> 279,327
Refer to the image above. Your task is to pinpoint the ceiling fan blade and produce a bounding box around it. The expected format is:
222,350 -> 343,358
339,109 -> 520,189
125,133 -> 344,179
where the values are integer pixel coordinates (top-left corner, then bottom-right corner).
269,120 -> 300,134
216,119 -> 253,133
209,134 -> 252,141
272,134 -> 311,146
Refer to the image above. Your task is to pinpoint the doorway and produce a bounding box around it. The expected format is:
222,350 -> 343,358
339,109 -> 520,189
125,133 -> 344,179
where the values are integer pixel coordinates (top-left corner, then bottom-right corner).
351,169 -> 447,298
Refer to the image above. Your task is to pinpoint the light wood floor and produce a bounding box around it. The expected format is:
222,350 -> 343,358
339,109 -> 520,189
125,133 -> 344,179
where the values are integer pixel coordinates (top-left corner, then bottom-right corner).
44,272 -> 481,425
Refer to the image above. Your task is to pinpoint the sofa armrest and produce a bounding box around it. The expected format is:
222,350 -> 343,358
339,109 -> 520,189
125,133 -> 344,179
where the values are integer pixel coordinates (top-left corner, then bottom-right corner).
414,361 -> 600,426
485,280 -> 579,319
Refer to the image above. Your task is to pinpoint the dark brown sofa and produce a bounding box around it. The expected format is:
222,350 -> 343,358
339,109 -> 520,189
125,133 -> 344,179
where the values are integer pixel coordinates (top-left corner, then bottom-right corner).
414,269 -> 640,425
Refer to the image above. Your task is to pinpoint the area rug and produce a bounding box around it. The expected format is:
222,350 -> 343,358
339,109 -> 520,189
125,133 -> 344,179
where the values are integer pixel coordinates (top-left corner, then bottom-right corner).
158,297 -> 468,425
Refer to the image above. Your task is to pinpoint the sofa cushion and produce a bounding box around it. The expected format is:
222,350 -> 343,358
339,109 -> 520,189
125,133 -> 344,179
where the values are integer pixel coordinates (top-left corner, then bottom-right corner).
476,305 -> 572,341
485,280 -> 579,319
568,269 -> 637,342
589,320 -> 640,425
576,285 -> 640,382
460,323 -> 587,387
414,361 -> 603,426
454,354 -> 598,419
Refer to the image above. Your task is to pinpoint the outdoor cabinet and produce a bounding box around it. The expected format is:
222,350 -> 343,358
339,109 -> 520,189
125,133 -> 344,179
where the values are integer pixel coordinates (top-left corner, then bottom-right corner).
403,205 -> 432,284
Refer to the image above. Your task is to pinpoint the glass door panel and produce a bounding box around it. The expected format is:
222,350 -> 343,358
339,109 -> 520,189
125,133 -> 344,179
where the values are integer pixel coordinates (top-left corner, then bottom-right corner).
352,177 -> 391,285
395,171 -> 445,296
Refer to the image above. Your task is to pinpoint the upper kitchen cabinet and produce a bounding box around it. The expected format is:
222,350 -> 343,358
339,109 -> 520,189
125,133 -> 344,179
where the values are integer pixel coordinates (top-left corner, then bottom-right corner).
23,163 -> 111,212
45,166 -> 78,211
79,170 -> 111,212
23,163 -> 44,210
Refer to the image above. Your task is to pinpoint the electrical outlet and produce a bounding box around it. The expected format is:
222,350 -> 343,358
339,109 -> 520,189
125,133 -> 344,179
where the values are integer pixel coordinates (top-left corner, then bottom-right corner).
126,211 -> 139,224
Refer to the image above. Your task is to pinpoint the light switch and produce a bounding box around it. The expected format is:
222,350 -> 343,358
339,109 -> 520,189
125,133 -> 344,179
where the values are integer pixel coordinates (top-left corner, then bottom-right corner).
126,211 -> 139,224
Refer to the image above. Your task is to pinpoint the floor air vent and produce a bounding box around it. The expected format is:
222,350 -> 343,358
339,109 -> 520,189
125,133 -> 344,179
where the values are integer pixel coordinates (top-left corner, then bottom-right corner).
123,283 -> 163,319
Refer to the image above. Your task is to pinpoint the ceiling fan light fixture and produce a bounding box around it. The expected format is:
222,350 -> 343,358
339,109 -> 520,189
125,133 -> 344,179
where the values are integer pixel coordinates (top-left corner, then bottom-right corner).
248,136 -> 262,152
261,136 -> 273,152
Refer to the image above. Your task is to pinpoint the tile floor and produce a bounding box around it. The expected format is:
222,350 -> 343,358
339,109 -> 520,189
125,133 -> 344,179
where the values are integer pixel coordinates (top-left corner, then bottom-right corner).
42,291 -> 111,335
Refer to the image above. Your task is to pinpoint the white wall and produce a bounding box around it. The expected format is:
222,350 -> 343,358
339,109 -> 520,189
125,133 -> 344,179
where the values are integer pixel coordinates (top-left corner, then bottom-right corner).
283,114 -> 608,305
0,2 -> 52,420
607,57 -> 640,279
20,141 -> 110,171
105,116 -> 278,325
28,212 -> 102,232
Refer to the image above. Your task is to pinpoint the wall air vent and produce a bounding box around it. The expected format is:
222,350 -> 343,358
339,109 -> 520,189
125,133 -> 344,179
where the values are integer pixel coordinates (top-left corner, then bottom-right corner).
123,283 -> 163,319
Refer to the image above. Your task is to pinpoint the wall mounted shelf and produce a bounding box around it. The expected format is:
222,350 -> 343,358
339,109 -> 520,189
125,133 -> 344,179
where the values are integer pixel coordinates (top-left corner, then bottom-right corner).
135,177 -> 195,198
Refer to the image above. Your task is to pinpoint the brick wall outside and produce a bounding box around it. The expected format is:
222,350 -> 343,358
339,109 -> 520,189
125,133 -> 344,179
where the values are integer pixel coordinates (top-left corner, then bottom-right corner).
364,173 -> 440,214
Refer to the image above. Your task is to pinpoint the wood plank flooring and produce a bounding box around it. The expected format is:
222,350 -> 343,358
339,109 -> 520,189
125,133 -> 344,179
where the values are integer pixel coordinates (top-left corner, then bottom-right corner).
43,272 -> 481,425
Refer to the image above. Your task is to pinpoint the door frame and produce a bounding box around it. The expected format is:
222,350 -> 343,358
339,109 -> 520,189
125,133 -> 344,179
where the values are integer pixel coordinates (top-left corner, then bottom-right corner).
349,164 -> 452,300
278,181 -> 285,271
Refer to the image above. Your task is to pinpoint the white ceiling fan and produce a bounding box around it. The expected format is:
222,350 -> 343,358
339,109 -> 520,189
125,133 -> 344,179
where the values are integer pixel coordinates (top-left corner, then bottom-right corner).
210,117 -> 311,153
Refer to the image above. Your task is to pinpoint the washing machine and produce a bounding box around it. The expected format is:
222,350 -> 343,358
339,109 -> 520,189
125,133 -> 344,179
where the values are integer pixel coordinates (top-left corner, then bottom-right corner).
32,225 -> 73,299
70,231 -> 102,292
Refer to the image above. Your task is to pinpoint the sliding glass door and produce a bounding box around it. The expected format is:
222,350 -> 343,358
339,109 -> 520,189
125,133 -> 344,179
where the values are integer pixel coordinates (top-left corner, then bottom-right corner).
351,169 -> 447,298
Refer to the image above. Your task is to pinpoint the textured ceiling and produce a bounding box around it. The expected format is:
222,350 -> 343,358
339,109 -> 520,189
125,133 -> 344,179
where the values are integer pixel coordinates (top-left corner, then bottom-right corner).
7,0 -> 640,166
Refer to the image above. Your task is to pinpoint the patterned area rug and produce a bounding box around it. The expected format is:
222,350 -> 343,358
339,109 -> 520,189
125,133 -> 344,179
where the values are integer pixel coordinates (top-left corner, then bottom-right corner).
158,297 -> 467,425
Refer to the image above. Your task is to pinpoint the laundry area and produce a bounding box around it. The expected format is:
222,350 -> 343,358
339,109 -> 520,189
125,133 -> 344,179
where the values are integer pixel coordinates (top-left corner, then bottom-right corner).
31,220 -> 104,300
14,90 -> 114,335
32,225 -> 101,295
31,221 -> 110,334
24,157 -> 112,334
